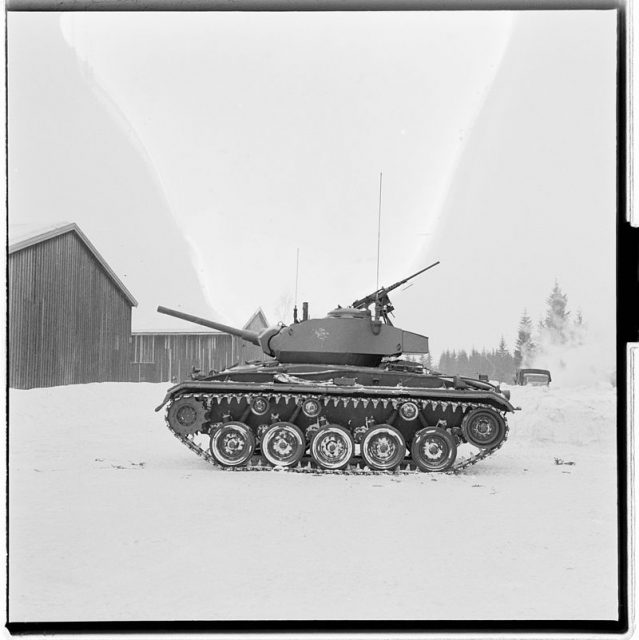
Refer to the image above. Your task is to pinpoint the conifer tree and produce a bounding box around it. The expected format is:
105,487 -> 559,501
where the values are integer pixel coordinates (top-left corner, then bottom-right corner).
449,350 -> 458,373
569,308 -> 586,346
469,349 -> 481,377
514,309 -> 535,367
494,336 -> 516,382
458,350 -> 469,376
419,353 -> 433,370
543,280 -> 570,344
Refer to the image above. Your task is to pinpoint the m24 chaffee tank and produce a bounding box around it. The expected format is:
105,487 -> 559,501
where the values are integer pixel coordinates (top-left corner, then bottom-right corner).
155,263 -> 516,474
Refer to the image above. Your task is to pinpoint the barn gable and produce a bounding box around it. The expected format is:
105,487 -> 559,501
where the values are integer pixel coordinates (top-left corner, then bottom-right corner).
242,307 -> 269,332
9,222 -> 137,307
9,222 -> 136,388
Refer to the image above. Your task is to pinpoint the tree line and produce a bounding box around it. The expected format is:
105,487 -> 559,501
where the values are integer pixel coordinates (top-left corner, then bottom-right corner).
429,281 -> 585,383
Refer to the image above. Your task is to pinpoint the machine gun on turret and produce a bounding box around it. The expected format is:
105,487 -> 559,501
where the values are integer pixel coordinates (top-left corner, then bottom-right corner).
351,260 -> 440,325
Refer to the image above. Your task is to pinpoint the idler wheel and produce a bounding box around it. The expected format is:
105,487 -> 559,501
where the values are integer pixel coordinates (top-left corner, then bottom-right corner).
361,425 -> 406,470
210,422 -> 256,466
310,425 -> 354,470
261,422 -> 306,467
461,407 -> 506,449
167,396 -> 207,436
411,426 -> 457,472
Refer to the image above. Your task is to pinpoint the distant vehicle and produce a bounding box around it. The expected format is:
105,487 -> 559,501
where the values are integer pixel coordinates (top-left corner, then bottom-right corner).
514,368 -> 551,386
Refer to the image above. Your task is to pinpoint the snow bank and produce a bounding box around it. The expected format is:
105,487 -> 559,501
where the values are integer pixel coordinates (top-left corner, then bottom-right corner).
506,382 -> 617,447
8,381 -> 619,622
9,382 -> 173,472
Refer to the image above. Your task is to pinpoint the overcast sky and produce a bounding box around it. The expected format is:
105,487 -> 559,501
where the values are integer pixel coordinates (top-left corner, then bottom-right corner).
8,10 -> 616,362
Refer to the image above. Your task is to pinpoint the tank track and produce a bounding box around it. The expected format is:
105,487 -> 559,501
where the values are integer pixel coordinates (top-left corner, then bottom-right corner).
164,390 -> 509,475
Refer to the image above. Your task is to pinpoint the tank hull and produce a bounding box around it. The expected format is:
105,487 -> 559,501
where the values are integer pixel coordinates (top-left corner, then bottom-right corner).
158,361 -> 514,473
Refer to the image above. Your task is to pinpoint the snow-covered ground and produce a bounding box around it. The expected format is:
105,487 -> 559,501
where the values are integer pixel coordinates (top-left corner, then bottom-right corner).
8,381 -> 619,622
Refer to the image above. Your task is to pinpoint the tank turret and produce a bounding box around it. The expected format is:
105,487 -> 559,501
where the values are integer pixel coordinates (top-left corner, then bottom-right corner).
157,262 -> 439,367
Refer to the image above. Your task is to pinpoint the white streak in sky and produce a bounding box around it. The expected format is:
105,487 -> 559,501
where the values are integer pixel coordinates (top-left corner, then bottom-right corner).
411,15 -> 515,269
59,13 -> 219,314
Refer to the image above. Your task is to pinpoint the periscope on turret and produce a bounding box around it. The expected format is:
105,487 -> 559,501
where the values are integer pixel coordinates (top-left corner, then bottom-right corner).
155,263 -> 515,474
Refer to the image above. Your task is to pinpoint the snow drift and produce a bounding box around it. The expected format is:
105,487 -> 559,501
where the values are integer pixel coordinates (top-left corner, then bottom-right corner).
8,381 -> 619,622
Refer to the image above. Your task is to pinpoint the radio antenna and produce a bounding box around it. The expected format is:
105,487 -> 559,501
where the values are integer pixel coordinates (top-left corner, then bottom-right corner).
293,248 -> 300,323
376,172 -> 383,290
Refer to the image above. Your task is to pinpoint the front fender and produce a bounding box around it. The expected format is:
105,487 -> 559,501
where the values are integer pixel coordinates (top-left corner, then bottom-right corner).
154,382 -> 190,412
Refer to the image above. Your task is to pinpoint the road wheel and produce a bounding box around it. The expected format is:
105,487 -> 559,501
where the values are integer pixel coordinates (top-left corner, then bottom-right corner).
310,425 -> 354,470
411,426 -> 457,472
210,422 -> 255,466
461,408 -> 506,449
167,396 -> 207,436
361,425 -> 406,470
261,422 -> 305,467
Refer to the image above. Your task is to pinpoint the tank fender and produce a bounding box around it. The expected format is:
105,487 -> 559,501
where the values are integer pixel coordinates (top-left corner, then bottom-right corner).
155,392 -> 173,412
154,383 -> 188,412
490,395 -> 516,413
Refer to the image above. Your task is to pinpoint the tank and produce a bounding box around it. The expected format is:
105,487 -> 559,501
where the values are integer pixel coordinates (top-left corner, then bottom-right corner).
155,263 -> 516,474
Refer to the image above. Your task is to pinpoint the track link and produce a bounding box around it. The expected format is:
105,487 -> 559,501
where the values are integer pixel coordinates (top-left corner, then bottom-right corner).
164,391 -> 509,475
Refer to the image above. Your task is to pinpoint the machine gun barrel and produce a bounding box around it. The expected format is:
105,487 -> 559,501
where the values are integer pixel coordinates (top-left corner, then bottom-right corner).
157,306 -> 261,345
351,260 -> 440,309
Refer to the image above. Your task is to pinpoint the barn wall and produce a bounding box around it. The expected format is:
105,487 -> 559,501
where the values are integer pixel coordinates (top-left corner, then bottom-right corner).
9,232 -> 133,389
130,335 -> 270,383
234,336 -> 268,365
131,334 -> 233,383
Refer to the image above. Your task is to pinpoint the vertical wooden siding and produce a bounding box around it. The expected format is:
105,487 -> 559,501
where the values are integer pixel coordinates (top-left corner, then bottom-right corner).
130,334 -> 269,383
9,232 -> 133,389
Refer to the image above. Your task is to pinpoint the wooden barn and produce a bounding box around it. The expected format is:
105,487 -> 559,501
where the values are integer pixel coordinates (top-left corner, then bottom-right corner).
9,222 -> 137,389
131,308 -> 270,383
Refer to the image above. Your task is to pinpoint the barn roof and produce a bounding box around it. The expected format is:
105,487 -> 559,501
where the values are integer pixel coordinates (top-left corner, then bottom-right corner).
132,331 -> 229,336
9,221 -> 138,307
242,307 -> 269,330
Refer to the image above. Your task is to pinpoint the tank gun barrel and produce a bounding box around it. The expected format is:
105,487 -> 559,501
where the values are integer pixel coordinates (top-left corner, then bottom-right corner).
157,306 -> 261,345
351,260 -> 440,310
